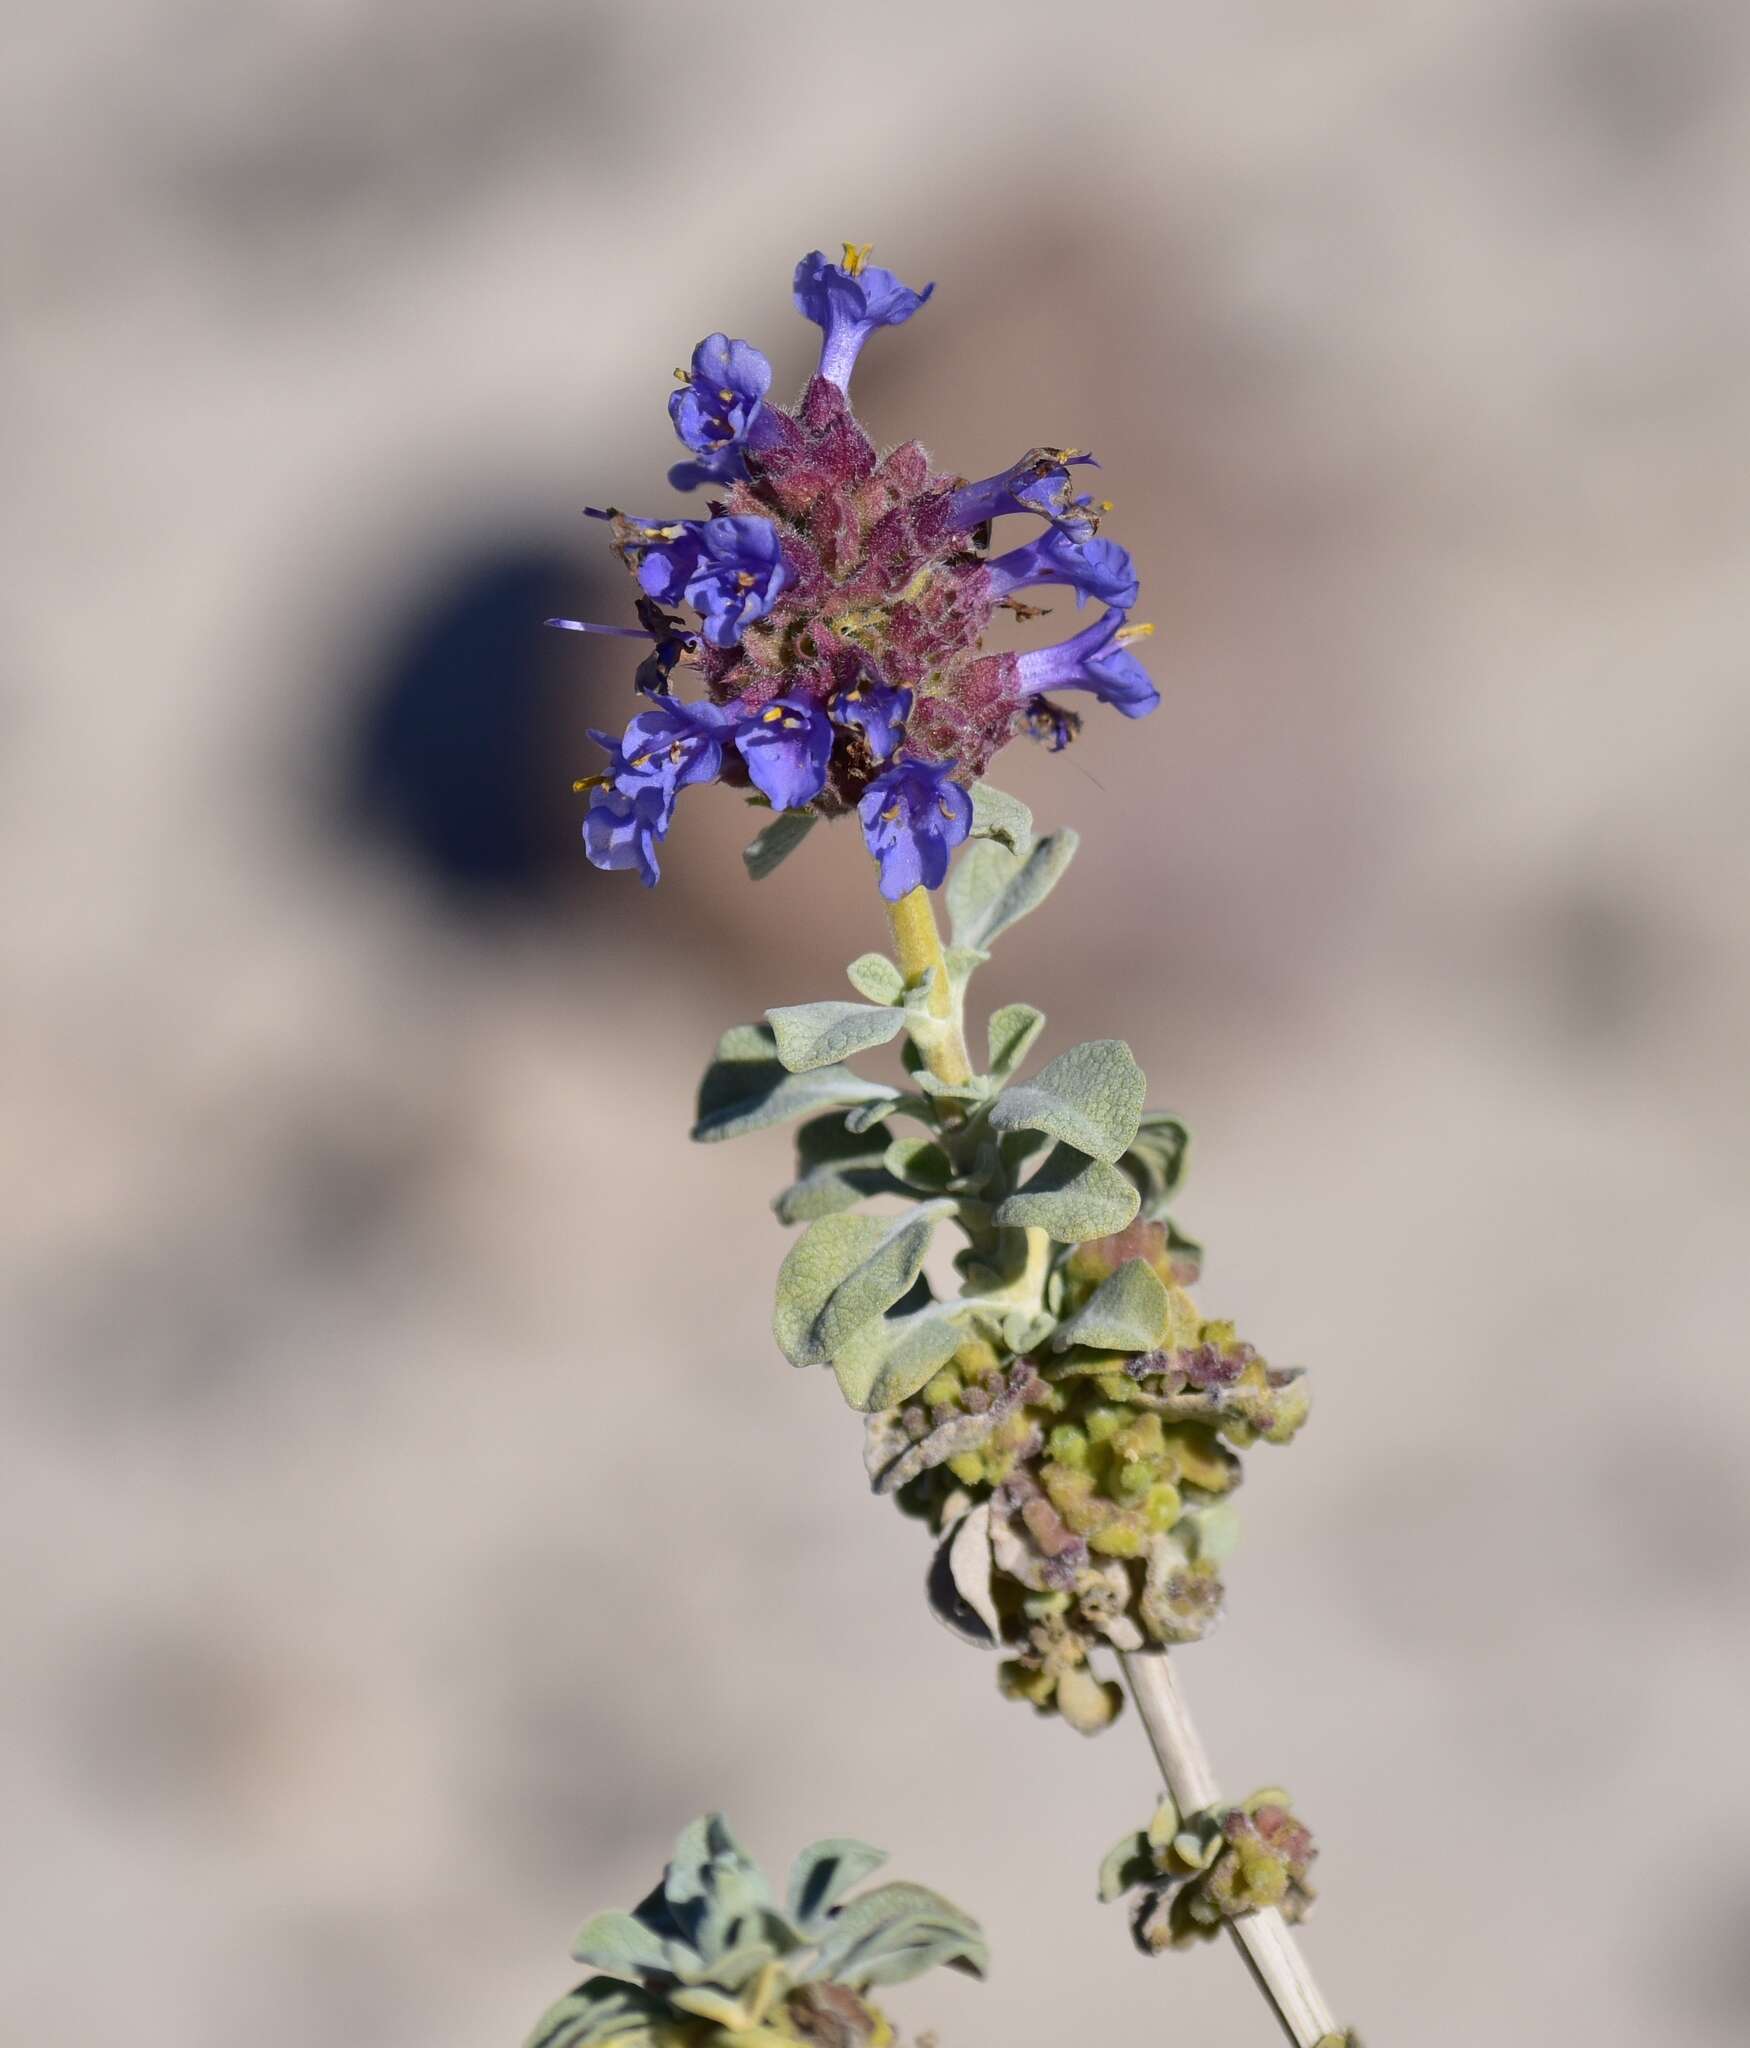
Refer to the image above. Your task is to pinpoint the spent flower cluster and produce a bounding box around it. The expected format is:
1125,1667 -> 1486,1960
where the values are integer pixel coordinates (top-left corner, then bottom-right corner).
1100,1789 -> 1320,1951
552,245 -> 1158,898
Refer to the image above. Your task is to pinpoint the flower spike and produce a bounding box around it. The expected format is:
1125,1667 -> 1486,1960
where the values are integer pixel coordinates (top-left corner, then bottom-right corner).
556,252 -> 1158,894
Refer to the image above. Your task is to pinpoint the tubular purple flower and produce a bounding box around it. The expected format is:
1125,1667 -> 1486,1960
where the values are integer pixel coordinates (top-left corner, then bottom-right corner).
617,694 -> 734,796
734,697 -> 835,810
946,450 -> 1105,540
1014,609 -> 1161,719
582,781 -> 667,887
985,530 -> 1140,611
858,757 -> 973,901
667,333 -> 774,493
794,245 -> 934,391
619,515 -> 792,649
834,678 -> 912,762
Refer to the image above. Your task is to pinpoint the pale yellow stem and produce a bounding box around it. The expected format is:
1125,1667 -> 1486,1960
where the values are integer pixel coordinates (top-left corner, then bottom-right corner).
884,885 -> 973,1087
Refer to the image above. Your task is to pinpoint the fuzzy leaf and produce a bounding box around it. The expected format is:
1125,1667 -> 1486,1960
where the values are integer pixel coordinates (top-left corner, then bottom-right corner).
664,1814 -> 761,1914
1051,1257 -> 1170,1353
693,1024 -> 898,1142
569,1912 -> 671,1980
667,1936 -> 776,1993
774,1116 -> 902,1225
525,1983 -> 664,2048
1098,1831 -> 1155,1903
787,1838 -> 888,1933
767,1001 -> 907,1074
845,1096 -> 919,1135
805,1882 -> 988,1990
743,809 -> 817,880
986,1039 -> 1145,1164
883,1136 -> 953,1192
846,952 -> 905,1004
1124,1111 -> 1191,1213
992,1144 -> 1141,1241
928,1503 -> 1001,1648
968,783 -> 1034,857
773,1204 -> 954,1368
987,1002 -> 1046,1081
947,828 -> 1079,953
830,1304 -> 966,1411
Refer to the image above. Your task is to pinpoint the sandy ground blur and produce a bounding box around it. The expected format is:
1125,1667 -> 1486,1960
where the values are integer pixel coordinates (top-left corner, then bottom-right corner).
5,3 -> 1749,2043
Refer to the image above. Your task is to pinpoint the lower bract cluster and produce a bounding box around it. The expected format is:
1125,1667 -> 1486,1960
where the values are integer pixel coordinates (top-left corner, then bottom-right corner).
867,1221 -> 1308,1735
1100,1789 -> 1321,1952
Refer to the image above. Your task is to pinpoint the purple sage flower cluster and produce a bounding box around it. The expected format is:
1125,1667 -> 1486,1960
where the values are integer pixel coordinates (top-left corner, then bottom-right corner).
553,245 -> 1160,899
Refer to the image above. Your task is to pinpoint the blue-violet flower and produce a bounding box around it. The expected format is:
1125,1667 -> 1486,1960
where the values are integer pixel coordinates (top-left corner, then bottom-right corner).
859,758 -> 974,901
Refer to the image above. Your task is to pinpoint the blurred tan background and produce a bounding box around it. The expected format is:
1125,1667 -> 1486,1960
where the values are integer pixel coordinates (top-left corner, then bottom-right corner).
5,2 -> 1748,2042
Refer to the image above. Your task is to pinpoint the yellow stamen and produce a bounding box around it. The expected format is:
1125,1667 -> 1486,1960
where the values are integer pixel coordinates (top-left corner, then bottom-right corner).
572,774 -> 608,794
1115,621 -> 1156,648
718,388 -> 736,402
882,803 -> 903,823
842,241 -> 873,277
673,367 -> 688,383
1097,498 -> 1115,513
762,705 -> 785,722
736,571 -> 757,588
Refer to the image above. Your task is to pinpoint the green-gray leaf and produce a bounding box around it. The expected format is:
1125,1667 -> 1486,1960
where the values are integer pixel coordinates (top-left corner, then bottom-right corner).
787,1837 -> 888,1933
986,1038 -> 1145,1164
742,809 -> 817,881
805,1882 -> 988,1990
846,952 -> 905,1004
1051,1257 -> 1169,1353
829,1305 -> 967,1411
693,1024 -> 898,1142
767,1000 -> 907,1074
1124,1110 -> 1191,1213
986,1002 -> 1045,1081
883,1135 -> 952,1192
774,1116 -> 901,1225
968,783 -> 1034,858
1097,1831 -> 1155,1904
928,1502 -> 1001,1648
570,1911 -> 671,1979
525,1982 -> 664,2048
992,1144 -> 1141,1241
947,828 -> 1079,952
664,1813 -> 760,1912
773,1204 -> 954,1368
